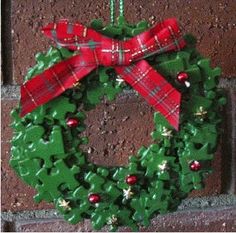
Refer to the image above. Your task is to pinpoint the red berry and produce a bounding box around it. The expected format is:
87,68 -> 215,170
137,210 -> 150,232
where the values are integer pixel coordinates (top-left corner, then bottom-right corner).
126,175 -> 138,185
177,72 -> 189,84
66,118 -> 79,128
190,161 -> 201,171
88,193 -> 101,204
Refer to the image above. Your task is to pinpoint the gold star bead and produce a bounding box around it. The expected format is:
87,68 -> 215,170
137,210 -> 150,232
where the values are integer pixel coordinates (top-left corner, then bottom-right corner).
58,199 -> 71,210
161,127 -> 173,138
194,106 -> 207,117
116,78 -> 124,85
158,161 -> 168,172
73,49 -> 80,56
123,187 -> 134,200
107,215 -> 118,225
134,90 -> 139,96
73,81 -> 81,88
116,76 -> 125,85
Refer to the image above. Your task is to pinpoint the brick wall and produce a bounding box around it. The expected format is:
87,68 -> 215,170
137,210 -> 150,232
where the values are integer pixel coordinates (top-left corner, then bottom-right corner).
1,0 -> 236,231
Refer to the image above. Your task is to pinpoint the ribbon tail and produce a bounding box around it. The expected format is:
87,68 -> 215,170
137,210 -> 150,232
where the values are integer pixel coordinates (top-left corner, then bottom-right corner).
41,20 -> 101,51
115,60 -> 181,130
20,55 -> 96,117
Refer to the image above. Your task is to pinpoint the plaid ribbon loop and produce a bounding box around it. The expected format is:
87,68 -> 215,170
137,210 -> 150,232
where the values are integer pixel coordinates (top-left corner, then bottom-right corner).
20,18 -> 186,130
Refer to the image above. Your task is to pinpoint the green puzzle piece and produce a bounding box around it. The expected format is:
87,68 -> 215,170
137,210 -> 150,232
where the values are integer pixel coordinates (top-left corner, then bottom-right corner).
11,158 -> 41,187
85,171 -> 106,192
34,159 -> 80,202
58,186 -> 91,224
198,59 -> 221,90
92,203 -> 138,231
130,191 -> 159,226
27,126 -> 66,168
140,144 -> 178,180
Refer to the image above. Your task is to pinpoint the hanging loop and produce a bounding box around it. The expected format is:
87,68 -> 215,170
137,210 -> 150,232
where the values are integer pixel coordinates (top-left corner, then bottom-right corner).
110,0 -> 124,25
119,0 -> 124,17
110,0 -> 115,25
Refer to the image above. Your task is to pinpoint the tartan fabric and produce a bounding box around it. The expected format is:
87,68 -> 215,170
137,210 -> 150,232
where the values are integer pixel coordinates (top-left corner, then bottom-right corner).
115,60 -> 180,129
20,18 -> 186,130
20,54 -> 97,116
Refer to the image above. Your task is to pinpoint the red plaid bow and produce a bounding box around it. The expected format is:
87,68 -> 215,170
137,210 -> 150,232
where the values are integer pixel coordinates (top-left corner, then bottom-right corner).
20,18 -> 186,130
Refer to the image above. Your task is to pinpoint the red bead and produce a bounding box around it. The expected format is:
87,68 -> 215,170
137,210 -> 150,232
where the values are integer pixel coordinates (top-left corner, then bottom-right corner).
125,175 -> 138,185
190,161 -> 201,171
66,118 -> 79,128
88,193 -> 101,204
177,72 -> 189,83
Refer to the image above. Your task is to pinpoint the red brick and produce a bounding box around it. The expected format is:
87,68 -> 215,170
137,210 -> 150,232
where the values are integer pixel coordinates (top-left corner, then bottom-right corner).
11,0 -> 236,84
82,95 -> 155,167
14,206 -> 236,232
141,206 -> 236,232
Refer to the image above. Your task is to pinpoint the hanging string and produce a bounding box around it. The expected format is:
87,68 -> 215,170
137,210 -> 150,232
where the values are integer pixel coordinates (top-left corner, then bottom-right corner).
110,0 -> 124,24
119,0 -> 124,17
110,0 -> 115,25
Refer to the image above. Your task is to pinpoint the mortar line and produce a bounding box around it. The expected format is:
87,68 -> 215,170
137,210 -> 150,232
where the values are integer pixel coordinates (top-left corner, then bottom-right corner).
229,88 -> 236,194
1,0 -> 13,84
1,194 -> 236,222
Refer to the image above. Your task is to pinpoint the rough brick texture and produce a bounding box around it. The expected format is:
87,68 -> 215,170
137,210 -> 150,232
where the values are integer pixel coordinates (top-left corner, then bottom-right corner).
11,0 -> 236,84
12,206 -> 236,232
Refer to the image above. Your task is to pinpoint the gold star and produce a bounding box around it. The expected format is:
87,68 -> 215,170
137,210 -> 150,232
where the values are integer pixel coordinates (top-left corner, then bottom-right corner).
123,187 -> 134,200
107,215 -> 118,225
73,81 -> 81,88
58,199 -> 71,210
158,160 -> 168,172
134,90 -> 139,96
73,49 -> 80,56
116,76 -> 125,86
161,127 -> 173,138
194,106 -> 207,118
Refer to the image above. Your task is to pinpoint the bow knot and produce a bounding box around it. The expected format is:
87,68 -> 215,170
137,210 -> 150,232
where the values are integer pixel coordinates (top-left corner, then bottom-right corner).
20,18 -> 186,130
100,39 -> 131,66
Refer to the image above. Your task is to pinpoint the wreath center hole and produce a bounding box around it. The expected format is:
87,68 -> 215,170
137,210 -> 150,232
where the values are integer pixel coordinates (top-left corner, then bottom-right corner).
81,95 -> 155,167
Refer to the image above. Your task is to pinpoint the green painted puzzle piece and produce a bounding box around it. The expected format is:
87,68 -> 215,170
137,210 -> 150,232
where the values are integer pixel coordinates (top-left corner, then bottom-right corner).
27,126 -> 66,168
34,159 -> 80,202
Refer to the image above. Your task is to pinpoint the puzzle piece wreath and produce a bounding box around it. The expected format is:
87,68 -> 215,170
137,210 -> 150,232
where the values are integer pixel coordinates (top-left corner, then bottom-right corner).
10,16 -> 226,231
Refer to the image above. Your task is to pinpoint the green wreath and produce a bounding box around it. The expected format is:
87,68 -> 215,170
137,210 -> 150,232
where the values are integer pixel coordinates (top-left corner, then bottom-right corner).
10,17 -> 226,231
